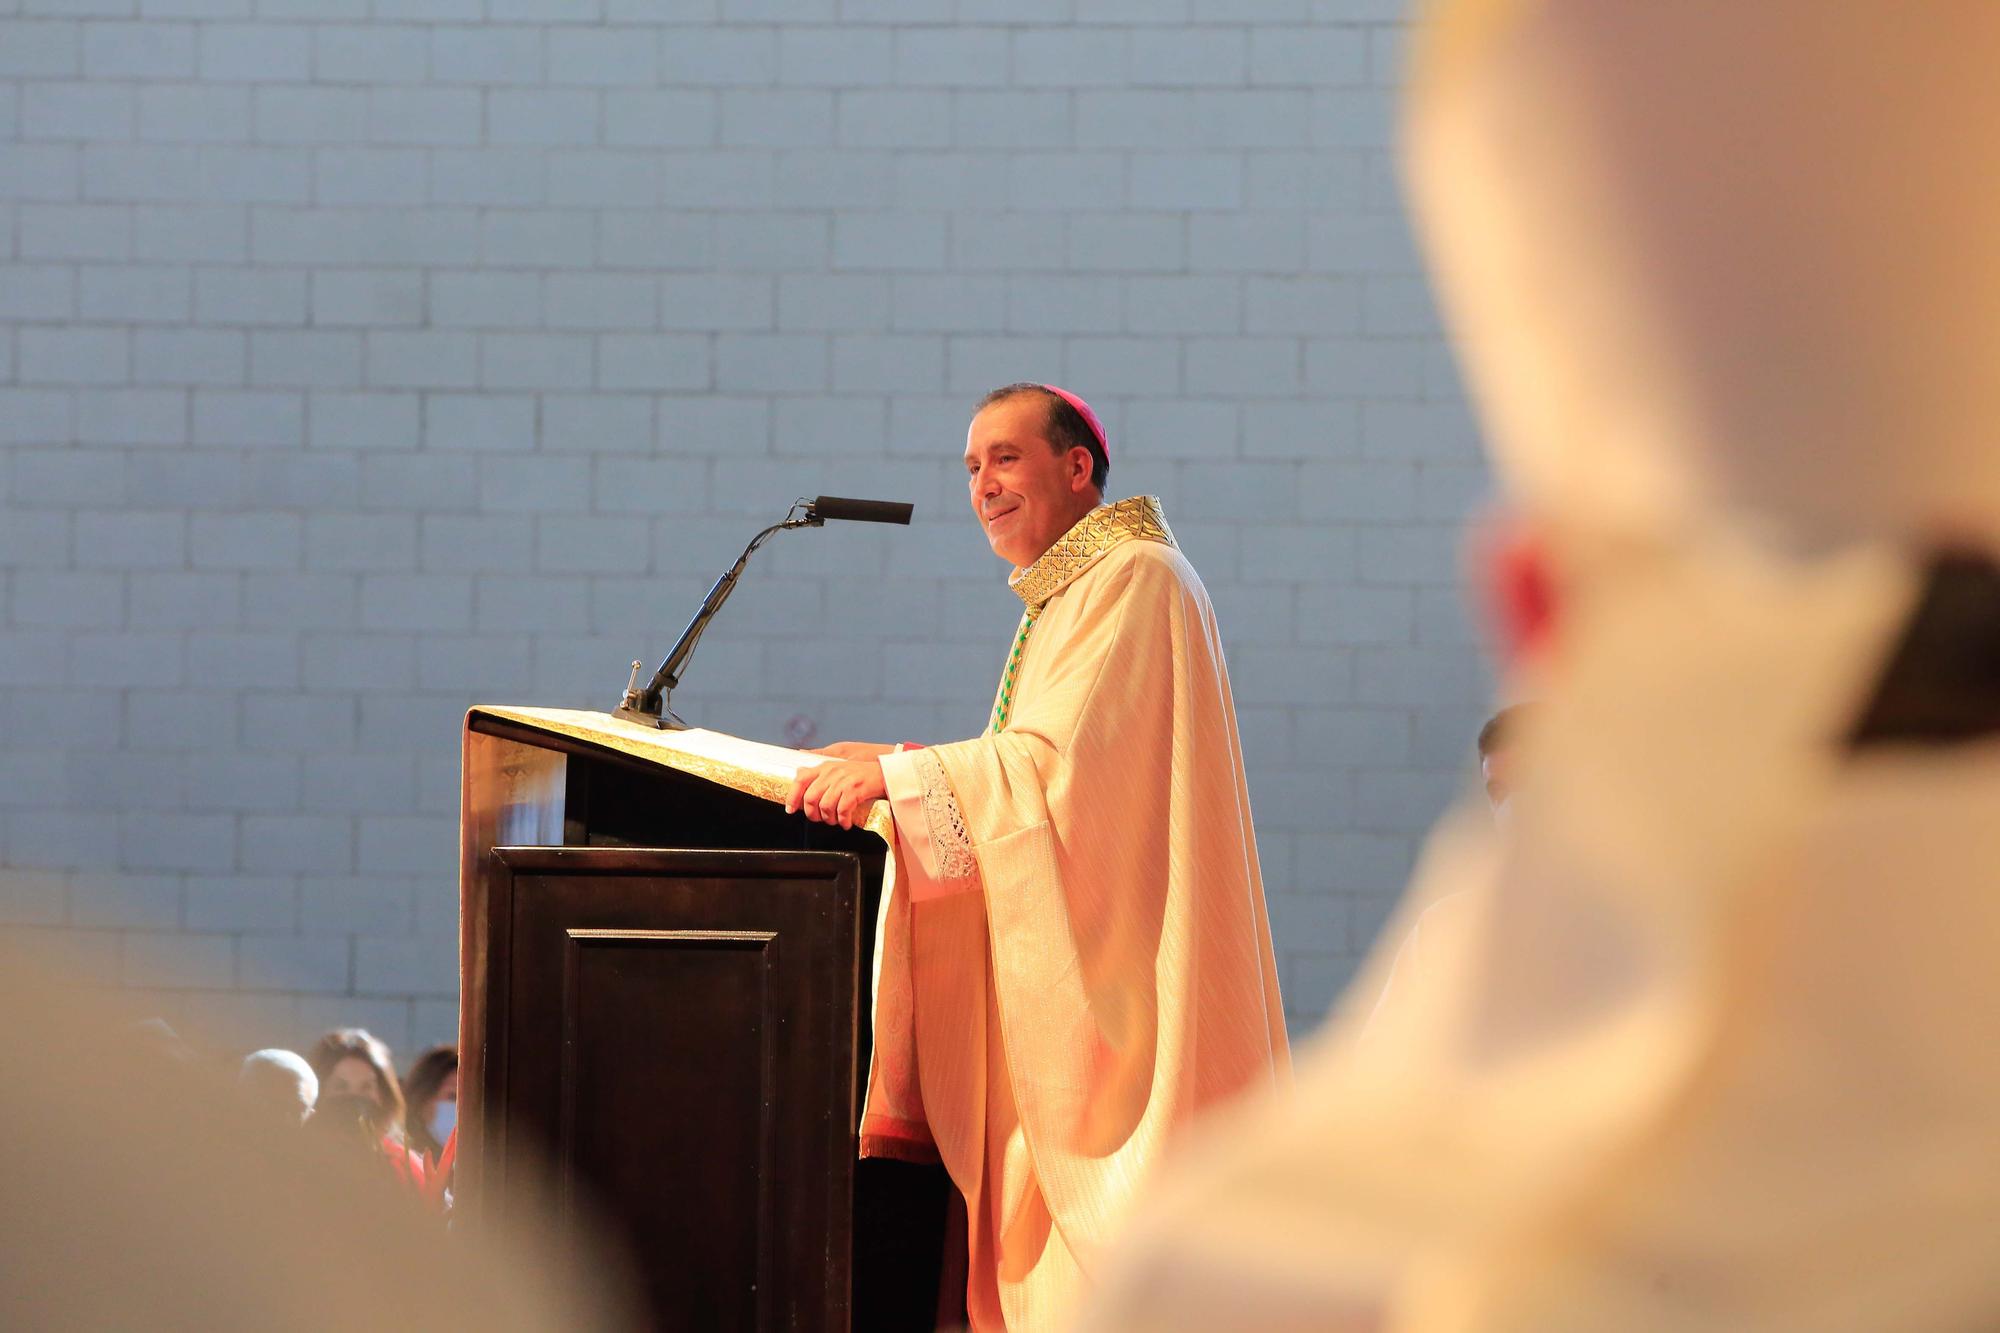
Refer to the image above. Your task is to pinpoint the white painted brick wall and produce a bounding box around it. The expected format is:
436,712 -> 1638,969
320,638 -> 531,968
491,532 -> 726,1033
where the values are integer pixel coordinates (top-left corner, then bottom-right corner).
1,2 -> 1493,1055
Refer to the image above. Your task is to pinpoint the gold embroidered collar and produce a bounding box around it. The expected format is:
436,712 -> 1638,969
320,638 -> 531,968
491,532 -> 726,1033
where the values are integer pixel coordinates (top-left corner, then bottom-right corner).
1008,495 -> 1176,614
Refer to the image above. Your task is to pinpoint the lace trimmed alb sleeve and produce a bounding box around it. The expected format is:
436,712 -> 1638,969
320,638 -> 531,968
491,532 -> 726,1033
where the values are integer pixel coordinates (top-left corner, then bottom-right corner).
913,746 -> 977,882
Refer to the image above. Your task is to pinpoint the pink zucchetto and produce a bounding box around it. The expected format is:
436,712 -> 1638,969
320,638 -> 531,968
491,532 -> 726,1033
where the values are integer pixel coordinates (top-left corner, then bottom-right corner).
1041,384 -> 1108,459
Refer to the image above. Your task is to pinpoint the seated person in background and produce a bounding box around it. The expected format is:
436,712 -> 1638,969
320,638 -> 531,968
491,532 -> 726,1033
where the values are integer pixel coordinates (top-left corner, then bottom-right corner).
402,1045 -> 459,1168
306,1028 -> 428,1194
239,1048 -> 318,1127
1364,703 -> 1542,1039
129,1017 -> 194,1065
1476,701 -> 1538,820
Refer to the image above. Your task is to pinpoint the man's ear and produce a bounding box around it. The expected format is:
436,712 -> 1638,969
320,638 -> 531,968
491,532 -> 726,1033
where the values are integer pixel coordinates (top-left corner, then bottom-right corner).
1469,508 -> 1559,670
1070,446 -> 1095,493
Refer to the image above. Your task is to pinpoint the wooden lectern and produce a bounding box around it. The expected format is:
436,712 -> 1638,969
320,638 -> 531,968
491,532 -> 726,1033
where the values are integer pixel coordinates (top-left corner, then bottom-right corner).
459,707 -> 953,1332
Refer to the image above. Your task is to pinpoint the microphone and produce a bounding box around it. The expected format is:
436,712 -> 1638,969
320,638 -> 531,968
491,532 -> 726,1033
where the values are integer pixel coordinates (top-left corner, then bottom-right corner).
613,495 -> 915,730
806,495 -> 914,526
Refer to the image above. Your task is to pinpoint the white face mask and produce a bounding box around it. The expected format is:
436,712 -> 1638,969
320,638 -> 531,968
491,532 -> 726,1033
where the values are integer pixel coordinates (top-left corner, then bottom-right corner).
428,1100 -> 457,1145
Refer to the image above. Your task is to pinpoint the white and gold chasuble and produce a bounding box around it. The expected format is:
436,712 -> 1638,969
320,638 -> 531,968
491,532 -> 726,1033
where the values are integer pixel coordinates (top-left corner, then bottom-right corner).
865,497 -> 1291,1332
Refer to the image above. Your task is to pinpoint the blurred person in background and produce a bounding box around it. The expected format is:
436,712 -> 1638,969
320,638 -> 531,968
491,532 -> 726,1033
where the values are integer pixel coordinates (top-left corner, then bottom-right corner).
1078,1 -> 2000,1329
1364,703 -> 1543,1039
402,1045 -> 458,1168
306,1028 -> 428,1194
239,1049 -> 318,1127
307,1027 -> 406,1137
130,1017 -> 195,1065
1475,701 -> 1537,820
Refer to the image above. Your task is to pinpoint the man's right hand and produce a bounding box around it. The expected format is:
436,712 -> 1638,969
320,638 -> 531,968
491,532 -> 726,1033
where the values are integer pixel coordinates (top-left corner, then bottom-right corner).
809,741 -> 896,761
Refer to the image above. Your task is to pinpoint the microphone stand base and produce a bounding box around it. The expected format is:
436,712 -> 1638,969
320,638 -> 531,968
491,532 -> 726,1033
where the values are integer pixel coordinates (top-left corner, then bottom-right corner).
612,694 -> 688,730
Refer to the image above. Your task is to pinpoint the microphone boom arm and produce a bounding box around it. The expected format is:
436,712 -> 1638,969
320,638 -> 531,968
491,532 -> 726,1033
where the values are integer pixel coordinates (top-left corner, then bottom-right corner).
613,500 -> 814,729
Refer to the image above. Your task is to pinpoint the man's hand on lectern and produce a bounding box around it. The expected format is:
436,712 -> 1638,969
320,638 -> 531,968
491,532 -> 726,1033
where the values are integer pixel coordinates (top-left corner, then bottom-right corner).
787,758 -> 889,829
809,742 -> 896,761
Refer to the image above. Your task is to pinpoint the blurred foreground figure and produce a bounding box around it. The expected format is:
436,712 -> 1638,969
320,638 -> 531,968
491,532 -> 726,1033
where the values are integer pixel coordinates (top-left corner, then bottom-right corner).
1078,2 -> 2000,1329
0,937 -> 634,1332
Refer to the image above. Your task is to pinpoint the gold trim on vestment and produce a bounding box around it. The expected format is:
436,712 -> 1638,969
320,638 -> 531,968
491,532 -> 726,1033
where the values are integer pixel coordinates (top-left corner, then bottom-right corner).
1007,495 -> 1176,614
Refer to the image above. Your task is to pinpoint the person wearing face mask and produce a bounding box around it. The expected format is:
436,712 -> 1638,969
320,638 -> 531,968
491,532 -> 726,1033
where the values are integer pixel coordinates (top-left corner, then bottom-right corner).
1076,2 -> 2000,1329
402,1045 -> 458,1170
785,383 -> 1291,1331
306,1027 -> 430,1198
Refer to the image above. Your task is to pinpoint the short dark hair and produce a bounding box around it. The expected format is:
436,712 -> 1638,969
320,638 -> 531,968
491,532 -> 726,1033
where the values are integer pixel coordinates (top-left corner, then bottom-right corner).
1477,702 -> 1539,758
976,383 -> 1109,492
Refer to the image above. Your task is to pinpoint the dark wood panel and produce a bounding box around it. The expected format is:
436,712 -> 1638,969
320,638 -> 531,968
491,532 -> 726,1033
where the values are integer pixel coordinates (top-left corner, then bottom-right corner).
460,717 -> 956,1332
483,847 -> 859,1333
557,928 -> 779,1329
551,751 -> 888,1130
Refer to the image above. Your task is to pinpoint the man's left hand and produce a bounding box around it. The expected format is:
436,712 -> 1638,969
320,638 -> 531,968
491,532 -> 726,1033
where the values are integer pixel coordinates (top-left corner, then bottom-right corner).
787,758 -> 888,829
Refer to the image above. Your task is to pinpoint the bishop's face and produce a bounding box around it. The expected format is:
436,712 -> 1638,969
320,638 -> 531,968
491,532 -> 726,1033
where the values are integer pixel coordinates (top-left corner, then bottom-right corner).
964,396 -> 1098,570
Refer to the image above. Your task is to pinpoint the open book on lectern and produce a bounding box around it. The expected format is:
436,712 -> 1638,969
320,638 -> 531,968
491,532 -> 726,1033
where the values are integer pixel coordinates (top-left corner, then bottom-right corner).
470,704 -> 836,809
460,704 -> 900,840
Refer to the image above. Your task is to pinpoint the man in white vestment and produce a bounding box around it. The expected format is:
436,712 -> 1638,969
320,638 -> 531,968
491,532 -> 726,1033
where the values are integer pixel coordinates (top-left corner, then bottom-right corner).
788,383 -> 1291,1331
1077,2 -> 2000,1330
